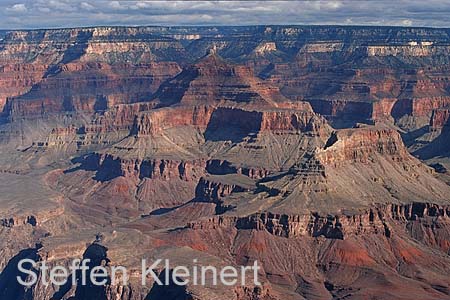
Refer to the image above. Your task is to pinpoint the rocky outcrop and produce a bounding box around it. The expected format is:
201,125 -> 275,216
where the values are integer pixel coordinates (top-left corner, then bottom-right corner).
234,284 -> 276,300
260,109 -> 325,132
206,160 -> 270,179
132,105 -> 214,136
194,176 -> 252,203
430,108 -> 450,129
366,43 -> 443,57
389,202 -> 450,220
205,106 -> 325,140
372,98 -> 398,120
86,153 -> 206,181
188,202 -> 450,242
317,126 -> 409,165
0,206 -> 64,228
300,42 -> 344,53
1,216 -> 37,227
188,209 -> 382,239
132,103 -> 323,139
0,27 -> 186,118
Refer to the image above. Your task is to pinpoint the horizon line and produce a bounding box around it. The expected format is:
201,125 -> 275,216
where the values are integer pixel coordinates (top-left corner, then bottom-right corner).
2,23 -> 450,32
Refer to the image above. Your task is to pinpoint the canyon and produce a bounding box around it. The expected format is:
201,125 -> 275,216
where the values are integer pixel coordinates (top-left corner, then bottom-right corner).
0,25 -> 450,300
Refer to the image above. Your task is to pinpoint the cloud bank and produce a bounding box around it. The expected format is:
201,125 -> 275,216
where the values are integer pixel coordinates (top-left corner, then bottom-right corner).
1,0 -> 449,29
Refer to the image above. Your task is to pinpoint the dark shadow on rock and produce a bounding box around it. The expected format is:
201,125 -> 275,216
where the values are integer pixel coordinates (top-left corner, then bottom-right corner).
205,159 -> 238,175
311,214 -> 344,240
93,95 -> 108,113
44,31 -> 94,78
413,128 -> 450,160
152,68 -> 199,107
214,202 -> 237,215
400,125 -> 429,148
257,170 -> 292,184
430,163 -> 447,173
204,108 -> 261,143
391,99 -> 413,120
0,246 -> 40,300
147,195 -> 206,217
64,155 -> 100,174
144,270 -> 194,300
64,154 -> 122,182
258,63 -> 275,80
51,243 -> 110,300
0,115 -> 9,125
324,132 -> 338,149
149,204 -> 184,216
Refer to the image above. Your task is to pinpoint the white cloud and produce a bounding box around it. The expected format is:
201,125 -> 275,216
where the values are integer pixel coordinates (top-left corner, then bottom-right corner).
39,0 -> 77,12
6,3 -> 27,13
323,1 -> 343,10
134,2 -> 151,9
109,1 -> 124,10
80,2 -> 95,11
401,19 -> 413,26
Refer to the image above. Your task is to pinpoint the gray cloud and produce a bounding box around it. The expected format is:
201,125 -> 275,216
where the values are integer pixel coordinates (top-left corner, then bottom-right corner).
0,1 -> 449,29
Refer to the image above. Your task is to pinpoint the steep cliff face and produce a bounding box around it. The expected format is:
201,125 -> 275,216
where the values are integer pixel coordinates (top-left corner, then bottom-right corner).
188,202 -> 450,243
317,126 -> 409,165
132,105 -> 214,136
194,175 -> 255,204
204,106 -> 321,137
5,61 -> 181,118
254,33 -> 450,129
366,42 -> 450,57
430,108 -> 450,129
93,153 -> 206,182
0,64 -> 48,111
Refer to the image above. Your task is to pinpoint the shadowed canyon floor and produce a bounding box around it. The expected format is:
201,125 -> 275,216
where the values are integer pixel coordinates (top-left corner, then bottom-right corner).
0,25 -> 450,300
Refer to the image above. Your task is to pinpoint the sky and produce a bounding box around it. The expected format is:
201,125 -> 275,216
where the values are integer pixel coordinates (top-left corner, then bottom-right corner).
1,0 -> 449,30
